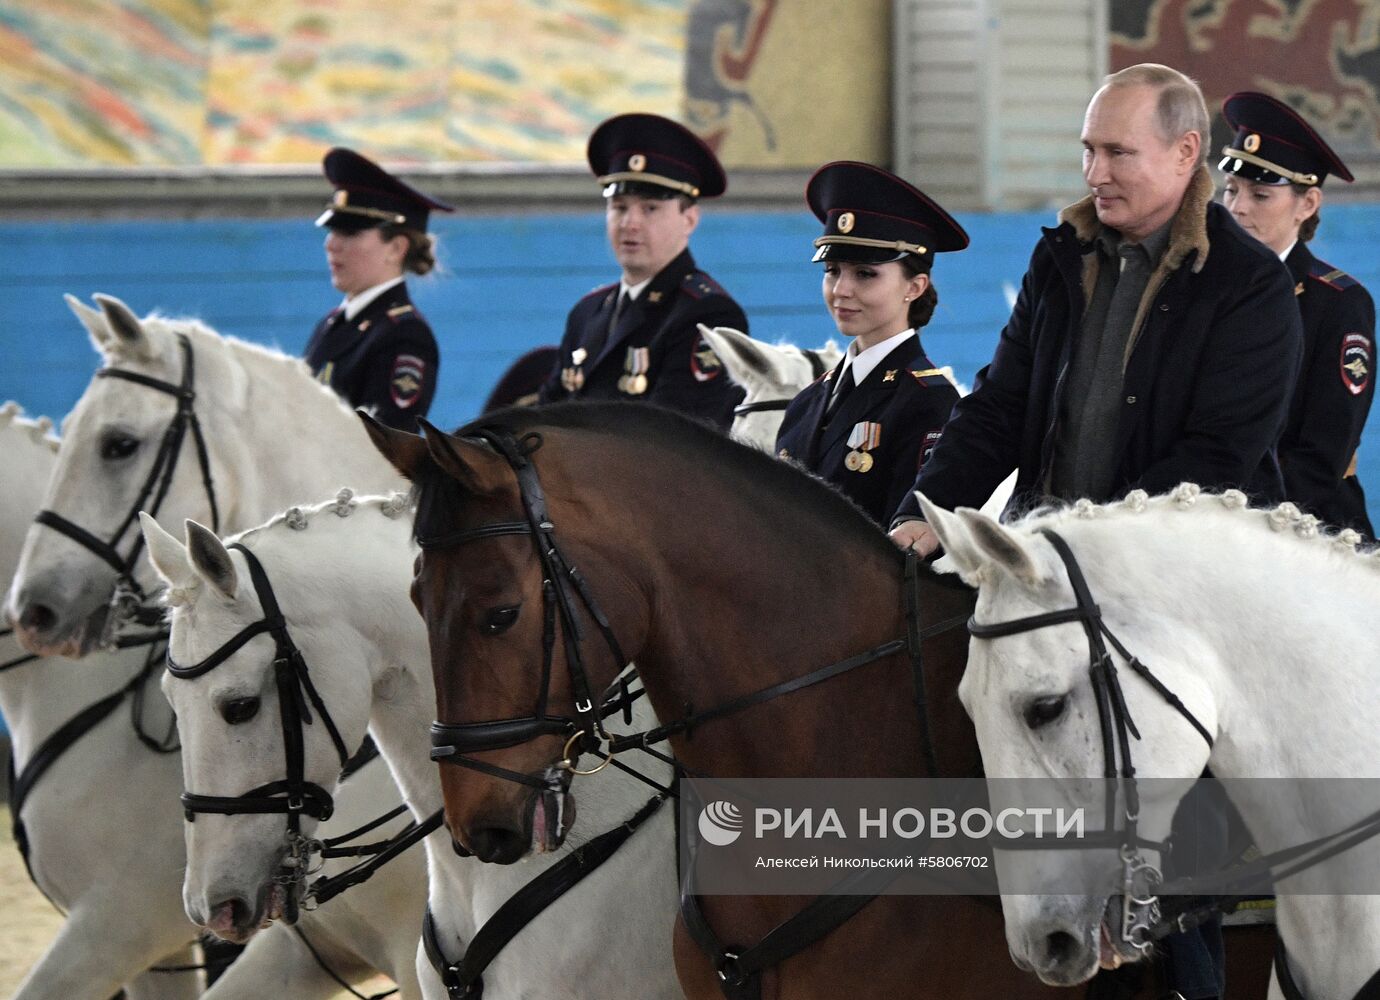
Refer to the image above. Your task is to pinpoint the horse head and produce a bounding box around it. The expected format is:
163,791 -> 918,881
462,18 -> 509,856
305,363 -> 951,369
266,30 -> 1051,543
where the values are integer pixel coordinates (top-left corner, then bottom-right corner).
363,412 -> 649,865
921,493 -> 1217,986
7,294 -> 246,656
697,324 -> 840,451
141,511 -> 376,943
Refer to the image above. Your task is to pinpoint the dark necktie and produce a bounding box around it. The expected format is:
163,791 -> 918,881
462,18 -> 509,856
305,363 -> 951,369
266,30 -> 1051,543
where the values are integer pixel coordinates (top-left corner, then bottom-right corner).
823,364 -> 856,424
584,290 -> 626,365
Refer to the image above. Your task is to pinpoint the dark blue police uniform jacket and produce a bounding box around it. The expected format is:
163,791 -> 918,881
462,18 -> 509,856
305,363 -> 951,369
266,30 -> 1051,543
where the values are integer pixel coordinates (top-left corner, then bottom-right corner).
304,282 -> 438,431
537,248 -> 747,431
775,334 -> 958,527
1279,242 -> 1376,537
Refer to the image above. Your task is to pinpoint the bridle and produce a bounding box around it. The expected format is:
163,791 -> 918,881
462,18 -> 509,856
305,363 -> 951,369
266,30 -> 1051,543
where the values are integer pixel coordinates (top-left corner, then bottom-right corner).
34,334 -> 220,638
166,542 -> 349,923
730,348 -> 830,418
967,527 -> 1214,955
421,428 -> 630,792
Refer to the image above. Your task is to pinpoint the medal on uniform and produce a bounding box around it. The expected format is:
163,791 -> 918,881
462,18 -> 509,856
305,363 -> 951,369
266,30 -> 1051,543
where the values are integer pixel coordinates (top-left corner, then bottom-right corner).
844,421 -> 881,473
621,346 -> 650,395
562,346 -> 589,392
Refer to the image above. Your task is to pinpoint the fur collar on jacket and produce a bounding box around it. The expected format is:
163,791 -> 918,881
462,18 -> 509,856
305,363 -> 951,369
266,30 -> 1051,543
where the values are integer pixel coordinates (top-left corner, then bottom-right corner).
1058,164 -> 1215,275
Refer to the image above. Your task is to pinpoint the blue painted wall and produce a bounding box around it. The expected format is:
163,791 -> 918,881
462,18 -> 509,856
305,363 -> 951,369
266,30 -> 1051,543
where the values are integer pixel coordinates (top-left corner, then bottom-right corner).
3,205 -> 1379,516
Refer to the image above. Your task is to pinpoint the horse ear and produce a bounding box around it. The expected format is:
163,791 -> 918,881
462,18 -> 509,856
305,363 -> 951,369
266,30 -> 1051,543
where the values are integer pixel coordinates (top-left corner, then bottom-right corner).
915,495 -> 984,582
358,410 -> 431,481
139,512 -> 198,593
696,324 -> 765,388
184,520 -> 238,599
65,294 -> 111,350
93,294 -> 152,358
419,419 -> 511,496
954,508 -> 1048,587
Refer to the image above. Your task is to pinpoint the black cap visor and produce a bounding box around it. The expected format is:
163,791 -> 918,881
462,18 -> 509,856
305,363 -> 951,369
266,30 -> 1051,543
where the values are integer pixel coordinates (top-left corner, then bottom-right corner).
315,207 -> 395,233
1218,153 -> 1294,186
601,178 -> 691,200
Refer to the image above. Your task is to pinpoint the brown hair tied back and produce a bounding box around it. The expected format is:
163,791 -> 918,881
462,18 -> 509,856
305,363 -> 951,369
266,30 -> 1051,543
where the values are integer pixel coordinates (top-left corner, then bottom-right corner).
1289,182 -> 1322,242
381,225 -> 438,275
900,254 -> 939,329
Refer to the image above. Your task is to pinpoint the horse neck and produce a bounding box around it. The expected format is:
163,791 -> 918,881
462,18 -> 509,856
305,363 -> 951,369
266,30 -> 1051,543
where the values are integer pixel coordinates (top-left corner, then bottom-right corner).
568,442 -> 921,777
250,511 -> 440,816
195,336 -> 403,529
1277,896 -> 1380,999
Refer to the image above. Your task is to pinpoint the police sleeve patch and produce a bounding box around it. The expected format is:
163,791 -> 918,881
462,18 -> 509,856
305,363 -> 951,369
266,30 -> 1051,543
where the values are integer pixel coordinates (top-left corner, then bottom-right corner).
1341,333 -> 1371,396
390,354 -> 427,409
919,430 -> 942,469
690,333 -> 723,382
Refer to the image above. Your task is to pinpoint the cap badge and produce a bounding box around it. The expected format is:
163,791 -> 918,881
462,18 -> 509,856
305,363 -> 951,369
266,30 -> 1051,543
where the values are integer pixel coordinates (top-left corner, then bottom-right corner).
837,212 -> 855,234
333,190 -> 349,207
629,153 -> 647,172
1244,133 -> 1261,153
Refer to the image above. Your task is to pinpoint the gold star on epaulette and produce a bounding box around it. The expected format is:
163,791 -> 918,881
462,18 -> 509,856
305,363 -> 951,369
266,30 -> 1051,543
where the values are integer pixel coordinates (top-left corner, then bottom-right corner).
648,291 -> 663,303
1295,282 -> 1305,297
357,319 -> 372,332
882,370 -> 897,382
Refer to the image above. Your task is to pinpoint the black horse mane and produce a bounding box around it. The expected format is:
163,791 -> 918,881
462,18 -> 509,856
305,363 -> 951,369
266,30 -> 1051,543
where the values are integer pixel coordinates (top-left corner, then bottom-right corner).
410,401 -> 902,565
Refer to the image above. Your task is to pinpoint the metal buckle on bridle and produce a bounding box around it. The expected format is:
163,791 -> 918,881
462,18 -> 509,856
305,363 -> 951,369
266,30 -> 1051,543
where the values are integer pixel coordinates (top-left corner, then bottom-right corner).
716,950 -> 744,985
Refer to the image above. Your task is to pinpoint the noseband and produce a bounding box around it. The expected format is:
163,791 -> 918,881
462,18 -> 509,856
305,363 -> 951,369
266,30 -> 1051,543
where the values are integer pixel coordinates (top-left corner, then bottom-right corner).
420,428 -> 629,789
34,334 -> 220,636
166,542 -> 350,920
967,527 -> 1214,954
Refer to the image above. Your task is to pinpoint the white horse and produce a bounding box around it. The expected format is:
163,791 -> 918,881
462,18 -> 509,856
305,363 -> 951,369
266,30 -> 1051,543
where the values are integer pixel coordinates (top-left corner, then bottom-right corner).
140,495 -> 681,1000
1,297 -> 425,993
0,404 -> 407,999
921,485 -> 1380,1000
696,325 -> 842,450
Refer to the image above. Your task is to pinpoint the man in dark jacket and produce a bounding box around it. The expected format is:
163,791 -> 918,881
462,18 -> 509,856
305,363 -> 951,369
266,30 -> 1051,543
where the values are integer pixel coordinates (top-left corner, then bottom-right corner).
892,63 -> 1304,1000
891,64 -> 1303,554
538,113 -> 747,431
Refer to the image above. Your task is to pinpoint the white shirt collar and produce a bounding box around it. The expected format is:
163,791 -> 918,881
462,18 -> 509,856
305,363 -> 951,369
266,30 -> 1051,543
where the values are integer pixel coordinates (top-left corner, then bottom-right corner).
1278,240 -> 1297,263
342,276 -> 405,320
839,328 -> 915,387
619,276 -> 653,302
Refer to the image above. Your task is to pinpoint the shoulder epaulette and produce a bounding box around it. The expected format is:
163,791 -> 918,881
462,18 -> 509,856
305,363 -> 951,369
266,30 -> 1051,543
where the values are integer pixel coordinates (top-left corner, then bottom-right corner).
581,282 -> 618,302
681,271 -> 726,300
386,304 -> 415,318
909,367 -> 951,385
1309,260 -> 1360,291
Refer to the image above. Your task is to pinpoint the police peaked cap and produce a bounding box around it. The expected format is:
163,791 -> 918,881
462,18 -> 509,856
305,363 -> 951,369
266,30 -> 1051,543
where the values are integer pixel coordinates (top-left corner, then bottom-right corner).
1219,92 -> 1353,187
807,161 -> 970,265
587,113 -> 727,200
315,147 -> 455,234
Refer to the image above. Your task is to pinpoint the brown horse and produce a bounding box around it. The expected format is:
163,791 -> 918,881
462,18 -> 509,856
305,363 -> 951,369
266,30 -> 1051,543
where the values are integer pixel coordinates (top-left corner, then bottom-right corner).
363,403 -> 1274,1000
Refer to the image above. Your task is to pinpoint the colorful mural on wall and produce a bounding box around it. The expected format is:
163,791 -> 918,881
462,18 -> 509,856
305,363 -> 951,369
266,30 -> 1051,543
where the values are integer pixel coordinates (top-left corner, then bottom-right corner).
1111,0 -> 1380,182
0,0 -> 685,166
0,0 -> 887,170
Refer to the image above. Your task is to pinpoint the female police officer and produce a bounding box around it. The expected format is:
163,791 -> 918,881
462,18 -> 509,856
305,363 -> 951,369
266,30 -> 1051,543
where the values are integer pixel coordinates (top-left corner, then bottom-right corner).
1220,92 -> 1376,536
306,147 -> 454,430
775,161 -> 968,526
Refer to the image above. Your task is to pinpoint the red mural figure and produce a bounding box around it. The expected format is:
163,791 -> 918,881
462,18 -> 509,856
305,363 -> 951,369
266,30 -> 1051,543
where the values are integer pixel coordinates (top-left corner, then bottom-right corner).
684,0 -> 779,151
1111,0 -> 1380,163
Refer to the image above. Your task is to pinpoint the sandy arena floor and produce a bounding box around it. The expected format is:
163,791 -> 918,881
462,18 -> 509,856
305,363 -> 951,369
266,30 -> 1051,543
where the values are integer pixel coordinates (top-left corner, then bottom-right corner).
0,807 -> 394,997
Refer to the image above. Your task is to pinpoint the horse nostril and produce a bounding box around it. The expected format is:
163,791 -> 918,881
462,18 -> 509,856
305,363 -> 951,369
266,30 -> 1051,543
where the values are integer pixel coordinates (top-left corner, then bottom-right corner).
451,836 -> 473,858
1044,930 -> 1080,966
208,896 -> 251,936
468,827 -> 526,865
18,602 -> 57,635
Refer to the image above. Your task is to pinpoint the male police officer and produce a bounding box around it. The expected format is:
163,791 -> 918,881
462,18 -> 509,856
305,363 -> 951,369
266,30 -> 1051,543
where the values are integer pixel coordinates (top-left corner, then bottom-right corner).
539,113 -> 748,430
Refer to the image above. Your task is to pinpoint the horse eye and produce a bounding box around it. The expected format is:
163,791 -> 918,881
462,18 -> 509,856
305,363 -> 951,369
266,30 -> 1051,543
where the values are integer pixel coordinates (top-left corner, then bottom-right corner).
1023,694 -> 1068,731
480,606 -> 520,636
100,434 -> 140,461
220,696 -> 261,725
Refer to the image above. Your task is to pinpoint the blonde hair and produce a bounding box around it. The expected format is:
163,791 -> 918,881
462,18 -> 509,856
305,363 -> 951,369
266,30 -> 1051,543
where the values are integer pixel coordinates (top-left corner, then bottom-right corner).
1103,63 -> 1210,165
